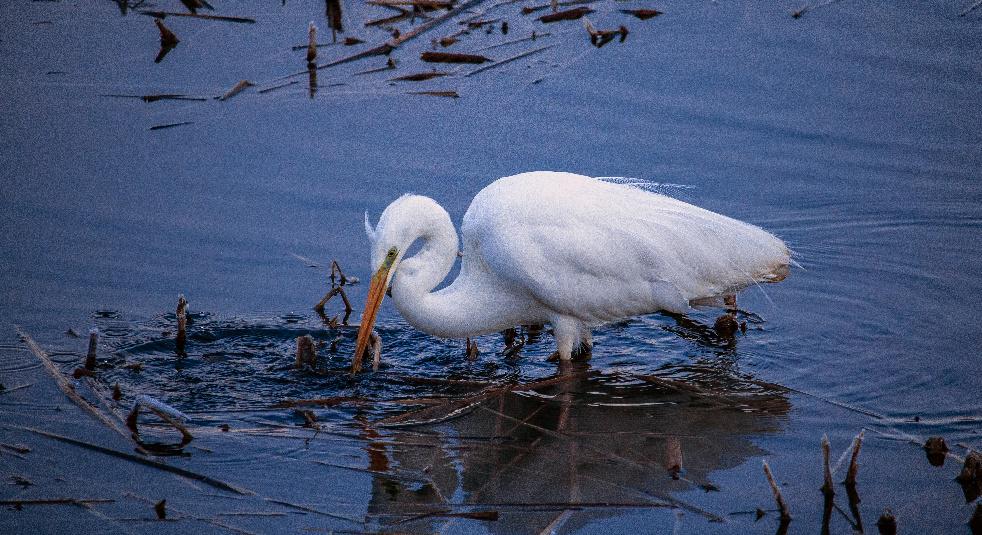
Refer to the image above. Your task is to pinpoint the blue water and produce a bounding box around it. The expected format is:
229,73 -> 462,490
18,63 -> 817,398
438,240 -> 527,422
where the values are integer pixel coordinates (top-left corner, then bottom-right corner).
1,1 -> 980,533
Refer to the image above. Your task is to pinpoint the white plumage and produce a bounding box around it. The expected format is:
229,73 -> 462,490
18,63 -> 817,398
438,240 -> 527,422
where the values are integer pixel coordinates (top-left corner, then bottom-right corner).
356,171 -> 790,362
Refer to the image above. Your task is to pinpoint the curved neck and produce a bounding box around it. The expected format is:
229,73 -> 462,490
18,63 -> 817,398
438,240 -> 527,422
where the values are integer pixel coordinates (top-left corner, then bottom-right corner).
389,213 -> 461,335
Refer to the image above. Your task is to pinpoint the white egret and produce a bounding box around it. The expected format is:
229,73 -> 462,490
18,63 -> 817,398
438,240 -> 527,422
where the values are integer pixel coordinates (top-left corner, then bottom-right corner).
352,171 -> 790,370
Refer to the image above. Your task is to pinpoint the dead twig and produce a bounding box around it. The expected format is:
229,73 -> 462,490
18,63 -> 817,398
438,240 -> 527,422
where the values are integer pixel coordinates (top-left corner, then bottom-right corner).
15,327 -> 134,442
218,80 -> 254,101
538,6 -> 592,23
465,44 -> 553,76
421,51 -> 490,63
140,11 -> 256,23
762,460 -> 792,522
844,430 -> 864,487
0,498 -> 113,507
821,434 -> 834,497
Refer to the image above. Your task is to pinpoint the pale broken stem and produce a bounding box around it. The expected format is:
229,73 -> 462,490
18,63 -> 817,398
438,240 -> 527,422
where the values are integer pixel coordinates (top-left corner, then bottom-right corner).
370,330 -> 382,371
307,22 -> 317,65
821,434 -> 835,497
763,460 -> 791,521
127,396 -> 194,445
844,430 -> 864,486
176,294 -> 188,355
15,326 -> 134,443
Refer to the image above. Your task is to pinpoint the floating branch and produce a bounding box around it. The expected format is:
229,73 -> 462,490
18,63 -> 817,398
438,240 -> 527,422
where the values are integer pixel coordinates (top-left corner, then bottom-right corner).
465,44 -> 554,76
409,90 -> 460,97
620,8 -> 662,20
355,57 -> 397,75
149,121 -> 194,131
538,7 -> 593,23
844,430 -> 864,487
522,0 -> 592,14
140,11 -> 257,23
762,460 -> 792,522
16,327 -> 133,441
368,0 -> 454,7
421,51 -> 490,63
85,327 -> 99,370
218,80 -> 255,101
391,71 -> 449,81
0,498 -> 114,507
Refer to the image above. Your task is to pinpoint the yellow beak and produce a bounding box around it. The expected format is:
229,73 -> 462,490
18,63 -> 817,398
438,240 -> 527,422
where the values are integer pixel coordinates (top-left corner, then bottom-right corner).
352,248 -> 397,373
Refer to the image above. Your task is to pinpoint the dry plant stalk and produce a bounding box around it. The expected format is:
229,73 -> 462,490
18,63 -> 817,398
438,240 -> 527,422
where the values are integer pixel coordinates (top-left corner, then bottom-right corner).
844,430 -> 864,486
465,337 -> 479,360
821,434 -> 834,497
296,335 -> 317,369
665,436 -> 683,480
306,22 -> 318,65
176,294 -> 188,355
155,18 -> 179,47
369,331 -> 382,371
218,80 -> 255,101
762,460 -> 791,521
326,0 -> 343,41
85,327 -> 99,370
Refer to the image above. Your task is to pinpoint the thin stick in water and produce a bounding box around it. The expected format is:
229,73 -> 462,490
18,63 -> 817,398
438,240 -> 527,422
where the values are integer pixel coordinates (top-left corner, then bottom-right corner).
821,434 -> 835,497
762,460 -> 791,521
844,430 -> 864,486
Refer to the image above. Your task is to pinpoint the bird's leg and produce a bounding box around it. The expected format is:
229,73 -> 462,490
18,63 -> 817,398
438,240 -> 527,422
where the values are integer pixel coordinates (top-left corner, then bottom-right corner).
547,316 -> 578,362
573,330 -> 593,361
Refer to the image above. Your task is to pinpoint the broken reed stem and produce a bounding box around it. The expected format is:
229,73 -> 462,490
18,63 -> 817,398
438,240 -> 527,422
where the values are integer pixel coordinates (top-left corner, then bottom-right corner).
0,498 -> 114,507
369,331 -> 382,371
307,22 -> 318,65
176,294 -> 188,356
85,327 -> 99,370
821,434 -> 835,497
844,430 -> 864,486
295,335 -> 317,369
762,460 -> 791,521
15,327 -> 134,443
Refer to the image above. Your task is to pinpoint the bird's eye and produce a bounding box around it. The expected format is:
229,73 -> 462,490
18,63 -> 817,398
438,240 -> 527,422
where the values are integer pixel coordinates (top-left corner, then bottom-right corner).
386,247 -> 397,258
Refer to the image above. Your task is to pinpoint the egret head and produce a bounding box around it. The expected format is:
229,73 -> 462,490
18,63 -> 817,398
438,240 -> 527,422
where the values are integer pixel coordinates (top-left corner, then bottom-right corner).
354,195 -> 448,372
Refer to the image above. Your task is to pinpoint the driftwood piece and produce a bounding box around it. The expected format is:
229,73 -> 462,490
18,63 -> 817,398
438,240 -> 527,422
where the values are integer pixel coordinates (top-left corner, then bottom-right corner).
141,11 -> 256,23
421,51 -> 490,63
16,327 -> 134,442
538,6 -> 592,23
620,8 -> 662,20
763,460 -> 792,521
218,80 -> 255,101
